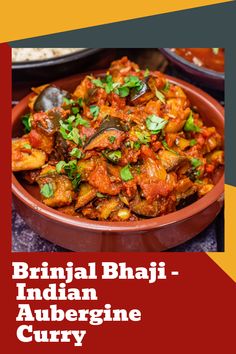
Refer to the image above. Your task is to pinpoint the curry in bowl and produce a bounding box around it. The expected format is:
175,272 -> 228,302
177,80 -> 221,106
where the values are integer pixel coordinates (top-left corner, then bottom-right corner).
12,57 -> 224,222
173,48 -> 224,73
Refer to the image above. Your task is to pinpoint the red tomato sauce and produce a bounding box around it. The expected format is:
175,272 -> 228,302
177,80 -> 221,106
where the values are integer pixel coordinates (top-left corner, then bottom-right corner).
174,48 -> 224,73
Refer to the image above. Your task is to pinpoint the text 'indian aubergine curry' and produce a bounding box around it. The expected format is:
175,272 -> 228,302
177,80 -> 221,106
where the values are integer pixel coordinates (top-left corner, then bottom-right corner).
12,57 -> 224,221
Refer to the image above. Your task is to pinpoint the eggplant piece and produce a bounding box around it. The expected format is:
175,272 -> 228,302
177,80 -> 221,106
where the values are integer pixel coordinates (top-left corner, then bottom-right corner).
175,178 -> 198,204
34,85 -> 70,112
35,108 -> 66,136
130,80 -> 148,101
84,116 -> 125,151
37,173 -> 74,208
22,169 -> 41,184
129,79 -> 154,105
102,150 -> 122,164
75,183 -> 97,210
130,193 -> 160,217
96,116 -> 125,132
54,132 -> 69,161
97,198 -> 121,220
158,150 -> 187,172
176,192 -> 198,210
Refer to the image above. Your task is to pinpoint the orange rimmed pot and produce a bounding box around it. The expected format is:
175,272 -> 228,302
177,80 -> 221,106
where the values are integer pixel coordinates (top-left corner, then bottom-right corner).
12,72 -> 224,252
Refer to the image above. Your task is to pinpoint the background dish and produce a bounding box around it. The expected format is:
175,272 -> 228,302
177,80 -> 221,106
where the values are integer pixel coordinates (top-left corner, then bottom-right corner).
160,48 -> 224,91
12,48 -> 85,63
12,48 -> 102,86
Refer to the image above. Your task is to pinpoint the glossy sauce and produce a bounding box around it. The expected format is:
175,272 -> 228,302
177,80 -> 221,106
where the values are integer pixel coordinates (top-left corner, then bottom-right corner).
174,48 -> 224,72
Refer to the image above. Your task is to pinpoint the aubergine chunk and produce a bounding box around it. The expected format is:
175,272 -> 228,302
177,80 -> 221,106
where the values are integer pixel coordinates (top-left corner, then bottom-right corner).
130,194 -> 160,217
34,85 -> 70,112
84,116 -> 125,151
37,170 -> 74,208
158,150 -> 188,172
129,79 -> 154,105
54,132 -> 69,161
175,177 -> 197,204
22,169 -> 41,184
32,107 -> 67,136
12,137 -> 47,172
96,197 -> 122,220
75,183 -> 97,210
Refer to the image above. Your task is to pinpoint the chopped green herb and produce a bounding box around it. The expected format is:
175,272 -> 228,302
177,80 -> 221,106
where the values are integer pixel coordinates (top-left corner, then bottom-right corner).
72,174 -> 81,190
108,136 -> 116,144
103,150 -> 122,163
162,81 -> 170,92
191,158 -> 202,168
96,192 -> 106,198
162,140 -> 179,155
63,97 -> 81,106
118,75 -> 144,97
59,126 -> 69,140
67,115 -> 76,125
75,115 -> 90,127
155,88 -> 166,103
91,78 -> 104,88
64,160 -> 78,179
77,98 -> 83,107
212,48 -> 219,55
90,105 -> 100,118
22,114 -> 31,133
189,139 -> 197,146
184,111 -> 200,132
40,183 -> 54,198
195,179 -> 203,184
120,165 -> 133,181
56,161 -> 66,174
146,114 -> 167,133
124,141 -> 131,148
124,75 -> 142,88
63,97 -> 74,105
144,68 -> 150,78
135,131 -> 151,144
104,75 -> 115,93
67,128 -> 82,145
72,107 -> 79,114
23,143 -> 32,149
118,86 -> 130,97
59,114 -> 89,141
70,148 -> 82,159
133,141 -> 141,150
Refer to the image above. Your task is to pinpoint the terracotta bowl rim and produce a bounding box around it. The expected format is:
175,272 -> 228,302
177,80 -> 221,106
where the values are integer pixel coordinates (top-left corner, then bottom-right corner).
161,48 -> 225,79
12,72 -> 225,232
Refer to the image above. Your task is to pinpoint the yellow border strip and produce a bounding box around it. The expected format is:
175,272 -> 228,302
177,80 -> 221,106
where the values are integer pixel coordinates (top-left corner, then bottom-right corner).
0,0 -> 232,42
208,184 -> 236,282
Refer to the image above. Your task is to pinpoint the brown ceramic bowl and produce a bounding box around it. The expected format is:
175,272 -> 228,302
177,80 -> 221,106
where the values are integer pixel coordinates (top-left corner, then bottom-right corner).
12,72 -> 224,252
